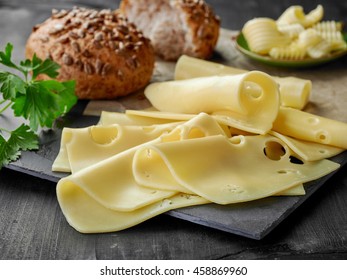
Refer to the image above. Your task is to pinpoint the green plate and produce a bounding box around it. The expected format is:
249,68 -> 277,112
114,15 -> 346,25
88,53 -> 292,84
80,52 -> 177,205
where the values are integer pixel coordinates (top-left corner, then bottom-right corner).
234,32 -> 347,68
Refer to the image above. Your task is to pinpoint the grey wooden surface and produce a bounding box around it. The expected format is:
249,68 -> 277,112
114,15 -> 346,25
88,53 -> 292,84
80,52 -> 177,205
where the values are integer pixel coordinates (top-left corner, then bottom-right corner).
1,0 -> 347,260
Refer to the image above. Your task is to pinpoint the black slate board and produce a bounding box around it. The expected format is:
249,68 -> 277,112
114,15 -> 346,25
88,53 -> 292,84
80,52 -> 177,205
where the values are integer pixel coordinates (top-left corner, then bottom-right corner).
3,102 -> 347,240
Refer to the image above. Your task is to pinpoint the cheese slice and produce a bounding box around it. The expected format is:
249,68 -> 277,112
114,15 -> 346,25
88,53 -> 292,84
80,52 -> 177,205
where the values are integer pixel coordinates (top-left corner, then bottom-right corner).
133,135 -> 306,196
56,113 -> 228,211
270,131 -> 344,161
143,71 -> 279,134
131,113 -> 227,194
275,184 -> 305,196
52,122 -> 179,173
273,107 -> 347,149
160,112 -> 230,141
174,55 -> 311,110
57,185 -> 209,233
126,109 -> 275,137
57,140 -> 177,212
273,76 -> 311,109
52,127 -> 75,173
133,134 -> 339,204
53,113 -> 229,173
98,111 -> 178,126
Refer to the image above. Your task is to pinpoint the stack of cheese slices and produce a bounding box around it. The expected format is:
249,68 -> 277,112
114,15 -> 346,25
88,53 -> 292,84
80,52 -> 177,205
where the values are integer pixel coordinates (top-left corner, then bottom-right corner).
52,55 -> 346,233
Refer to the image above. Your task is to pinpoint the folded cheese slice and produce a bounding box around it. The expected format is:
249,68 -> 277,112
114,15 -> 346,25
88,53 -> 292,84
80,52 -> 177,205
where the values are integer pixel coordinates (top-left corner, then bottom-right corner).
57,139 -> 177,212
52,122 -> 180,173
132,135 -> 306,196
56,113 -> 228,211
57,185 -> 209,233
133,134 -> 339,204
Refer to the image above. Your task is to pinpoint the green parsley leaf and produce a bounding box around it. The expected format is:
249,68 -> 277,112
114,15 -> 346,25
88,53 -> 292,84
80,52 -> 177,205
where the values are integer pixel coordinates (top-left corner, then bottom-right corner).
0,124 -> 39,170
53,80 -> 78,114
12,79 -> 77,131
0,43 -> 19,71
19,54 -> 60,80
19,58 -> 33,76
32,55 -> 60,80
0,72 -> 26,100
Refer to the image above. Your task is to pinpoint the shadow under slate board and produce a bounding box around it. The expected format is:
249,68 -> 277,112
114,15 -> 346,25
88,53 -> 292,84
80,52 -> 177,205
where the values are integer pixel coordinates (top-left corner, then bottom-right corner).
3,101 -> 347,240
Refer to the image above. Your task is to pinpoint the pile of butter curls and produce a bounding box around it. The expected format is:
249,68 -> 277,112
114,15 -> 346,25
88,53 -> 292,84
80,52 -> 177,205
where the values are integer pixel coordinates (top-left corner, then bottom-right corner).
242,5 -> 347,59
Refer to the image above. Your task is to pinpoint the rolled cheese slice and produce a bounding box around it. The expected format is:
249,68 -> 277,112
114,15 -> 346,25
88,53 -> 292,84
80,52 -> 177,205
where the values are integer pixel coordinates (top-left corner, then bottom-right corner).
273,76 -> 310,108
174,55 -> 312,110
273,107 -> 347,149
145,71 -> 280,134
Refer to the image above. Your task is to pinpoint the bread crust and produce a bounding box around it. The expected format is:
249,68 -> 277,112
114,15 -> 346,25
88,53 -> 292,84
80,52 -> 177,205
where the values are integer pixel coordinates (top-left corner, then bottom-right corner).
25,7 -> 155,99
120,0 -> 220,61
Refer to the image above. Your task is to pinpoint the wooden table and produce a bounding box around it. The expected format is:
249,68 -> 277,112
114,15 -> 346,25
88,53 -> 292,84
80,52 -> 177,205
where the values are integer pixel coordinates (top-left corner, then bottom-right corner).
1,0 -> 347,260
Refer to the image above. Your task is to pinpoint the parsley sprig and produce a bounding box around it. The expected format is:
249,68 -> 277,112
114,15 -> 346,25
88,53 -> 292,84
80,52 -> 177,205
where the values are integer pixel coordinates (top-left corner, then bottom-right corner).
0,43 -> 77,170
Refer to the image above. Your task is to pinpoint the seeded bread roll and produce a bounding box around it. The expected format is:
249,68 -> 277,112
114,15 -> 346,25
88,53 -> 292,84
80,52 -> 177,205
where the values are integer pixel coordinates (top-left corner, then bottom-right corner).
25,7 -> 155,99
120,0 -> 220,61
